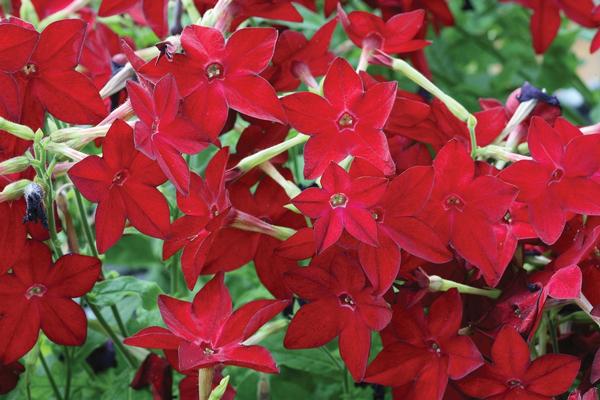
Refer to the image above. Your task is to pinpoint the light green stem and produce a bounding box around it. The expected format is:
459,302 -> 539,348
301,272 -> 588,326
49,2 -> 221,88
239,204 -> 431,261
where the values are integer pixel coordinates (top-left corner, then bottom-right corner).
428,275 -> 501,299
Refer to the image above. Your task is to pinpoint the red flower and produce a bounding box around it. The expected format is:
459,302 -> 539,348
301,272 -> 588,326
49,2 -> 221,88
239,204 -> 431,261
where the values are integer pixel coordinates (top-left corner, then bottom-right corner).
163,148 -> 232,289
420,140 -> 518,286
366,290 -> 483,400
282,57 -> 397,178
457,326 -> 580,399
131,353 -> 173,400
68,119 -> 171,253
284,255 -> 392,381
293,162 -> 388,253
138,26 -> 286,138
7,18 -> 107,130
99,0 -> 168,38
0,361 -> 24,395
0,240 -> 101,363
125,272 -> 288,372
499,117 -> 600,244
263,19 -> 337,91
510,0 -> 596,54
128,75 -> 211,194
338,6 -> 430,55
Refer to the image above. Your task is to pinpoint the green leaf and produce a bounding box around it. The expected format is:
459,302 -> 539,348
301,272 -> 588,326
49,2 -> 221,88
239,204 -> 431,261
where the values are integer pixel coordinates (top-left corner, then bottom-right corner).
89,276 -> 162,311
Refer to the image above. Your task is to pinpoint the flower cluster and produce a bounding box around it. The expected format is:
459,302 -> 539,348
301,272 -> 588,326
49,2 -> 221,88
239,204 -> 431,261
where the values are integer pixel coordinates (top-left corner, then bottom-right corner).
0,0 -> 599,399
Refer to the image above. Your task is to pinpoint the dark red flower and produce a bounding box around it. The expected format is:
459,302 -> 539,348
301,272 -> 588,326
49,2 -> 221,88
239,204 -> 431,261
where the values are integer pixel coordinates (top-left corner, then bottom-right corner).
0,240 -> 101,363
138,26 -> 286,138
338,6 -> 429,55
366,290 -> 483,400
163,148 -> 232,289
6,18 -> 107,130
419,140 -> 519,286
499,117 -> 600,244
0,360 -> 24,395
263,19 -> 337,91
99,0 -> 168,38
125,272 -> 288,372
68,119 -> 171,253
292,162 -> 388,253
282,57 -> 397,178
131,353 -> 173,400
457,326 -> 581,399
510,0 -> 596,54
192,0 -> 302,30
284,255 -> 392,381
128,75 -> 210,194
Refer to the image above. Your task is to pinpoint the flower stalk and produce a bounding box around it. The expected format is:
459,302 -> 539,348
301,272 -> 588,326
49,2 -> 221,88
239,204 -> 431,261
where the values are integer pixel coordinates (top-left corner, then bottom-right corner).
0,116 -> 35,141
428,275 -> 502,299
234,133 -> 310,175
231,210 -> 297,240
198,367 -> 215,400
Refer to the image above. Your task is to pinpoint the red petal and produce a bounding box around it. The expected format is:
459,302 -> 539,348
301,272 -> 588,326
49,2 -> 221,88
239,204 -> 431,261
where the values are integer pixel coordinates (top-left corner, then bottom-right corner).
142,0 -> 168,37
491,326 -> 531,378
528,116 -> 565,167
33,19 -> 85,69
528,196 -> 565,244
225,28 -> 277,74
292,187 -> 330,218
121,183 -> 170,238
35,70 -> 106,125
223,74 -> 286,123
344,206 -> 379,246
47,254 -> 101,297
530,0 -> 561,54
0,299 -> 39,363
95,190 -> 127,253
217,299 -> 288,345
180,25 -> 225,65
191,272 -> 232,340
443,335 -> 483,380
124,326 -> 181,349
220,345 -> 279,373
339,319 -> 371,381
281,92 -> 337,135
39,297 -> 87,345
157,295 -> 199,340
68,156 -> 112,202
284,300 -> 340,348
524,354 -> 580,395
546,265 -> 582,300
0,23 -> 38,72
313,210 -> 344,252
358,231 -> 400,295
323,57 -> 363,110
365,342 -> 431,386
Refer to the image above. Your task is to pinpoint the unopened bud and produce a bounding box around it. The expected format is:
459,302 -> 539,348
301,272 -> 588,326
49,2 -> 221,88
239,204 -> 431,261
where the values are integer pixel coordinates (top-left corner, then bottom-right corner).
0,179 -> 32,202
0,117 -> 35,141
0,156 -> 31,175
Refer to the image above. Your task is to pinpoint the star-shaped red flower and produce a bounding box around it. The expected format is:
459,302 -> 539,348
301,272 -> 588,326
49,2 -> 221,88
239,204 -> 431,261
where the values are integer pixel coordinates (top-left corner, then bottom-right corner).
125,272 -> 288,372
138,26 -> 286,138
0,240 -> 101,363
366,290 -> 483,400
282,57 -> 397,178
457,326 -> 580,399
419,140 -> 519,286
499,117 -> 600,244
99,0 -> 168,38
292,162 -> 388,253
4,18 -> 107,130
68,119 -> 171,253
284,255 -> 392,381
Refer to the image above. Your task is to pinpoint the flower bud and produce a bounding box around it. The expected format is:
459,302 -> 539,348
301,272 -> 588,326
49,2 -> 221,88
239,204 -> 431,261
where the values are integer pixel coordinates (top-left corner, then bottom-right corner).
0,179 -> 32,202
0,156 -> 31,175
0,117 -> 35,141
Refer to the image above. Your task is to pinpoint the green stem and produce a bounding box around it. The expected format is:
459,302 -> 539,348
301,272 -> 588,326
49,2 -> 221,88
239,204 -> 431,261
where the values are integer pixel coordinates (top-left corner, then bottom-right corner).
74,189 -> 129,337
547,310 -> 559,353
74,190 -> 99,258
234,133 -> 309,175
64,347 -> 71,400
39,352 -> 64,400
428,275 -> 501,299
85,296 -> 138,369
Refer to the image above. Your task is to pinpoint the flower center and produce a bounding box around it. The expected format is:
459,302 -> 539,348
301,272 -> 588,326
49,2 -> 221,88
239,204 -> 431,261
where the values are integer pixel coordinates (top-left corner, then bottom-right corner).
203,347 -> 216,356
337,112 -> 356,129
503,211 -> 512,223
112,169 -> 129,186
329,193 -> 348,208
443,194 -> 465,211
371,207 -> 384,222
210,205 -> 220,217
549,168 -> 564,183
205,63 -> 224,80
507,379 -> 524,389
427,340 -> 442,356
25,283 -> 47,300
22,63 -> 37,76
338,293 -> 356,308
